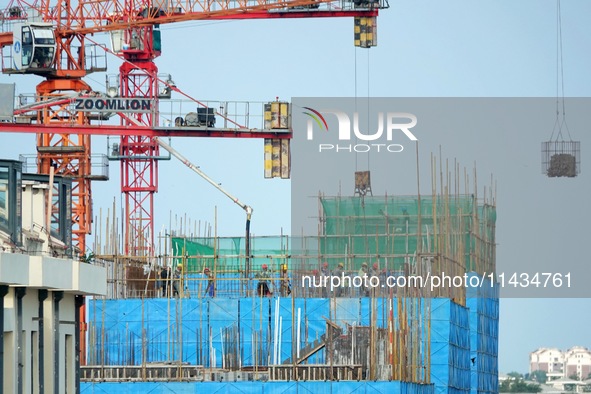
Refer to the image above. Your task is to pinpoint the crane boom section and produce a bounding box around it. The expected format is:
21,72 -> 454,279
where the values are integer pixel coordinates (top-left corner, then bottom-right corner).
2,0 -> 384,36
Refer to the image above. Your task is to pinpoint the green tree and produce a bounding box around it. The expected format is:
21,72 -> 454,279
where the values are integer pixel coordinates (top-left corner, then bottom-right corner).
530,370 -> 548,384
569,373 -> 580,381
513,380 -> 542,393
499,373 -> 542,393
500,379 -> 513,392
508,371 -> 524,379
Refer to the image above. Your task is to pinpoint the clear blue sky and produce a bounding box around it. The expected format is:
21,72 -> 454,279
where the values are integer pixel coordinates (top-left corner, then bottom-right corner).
1,0 -> 590,374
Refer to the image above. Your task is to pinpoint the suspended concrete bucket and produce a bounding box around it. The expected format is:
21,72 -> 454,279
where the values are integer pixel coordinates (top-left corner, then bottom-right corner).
542,140 -> 580,178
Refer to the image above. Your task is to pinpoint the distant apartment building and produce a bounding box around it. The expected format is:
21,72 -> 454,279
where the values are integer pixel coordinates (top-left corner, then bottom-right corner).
530,348 -> 565,380
564,347 -> 591,381
530,347 -> 591,380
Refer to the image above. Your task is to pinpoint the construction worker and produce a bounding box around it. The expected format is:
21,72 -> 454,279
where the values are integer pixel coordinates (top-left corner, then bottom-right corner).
320,262 -> 329,297
371,262 -> 380,276
161,266 -> 171,297
332,262 -> 345,297
256,264 -> 272,296
173,264 -> 183,297
320,262 -> 330,276
359,262 -> 369,296
279,264 -> 291,297
204,267 -> 215,297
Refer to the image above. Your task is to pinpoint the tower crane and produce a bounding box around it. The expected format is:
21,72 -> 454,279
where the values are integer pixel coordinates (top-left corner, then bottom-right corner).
0,0 -> 385,258
0,0 -> 386,366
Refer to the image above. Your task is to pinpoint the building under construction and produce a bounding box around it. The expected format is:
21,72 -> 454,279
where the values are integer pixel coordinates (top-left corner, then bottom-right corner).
81,169 -> 499,393
0,0 -> 520,393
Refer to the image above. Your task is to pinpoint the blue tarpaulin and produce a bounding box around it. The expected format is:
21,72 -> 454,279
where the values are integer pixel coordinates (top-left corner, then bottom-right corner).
81,381 -> 435,394
87,286 -> 497,393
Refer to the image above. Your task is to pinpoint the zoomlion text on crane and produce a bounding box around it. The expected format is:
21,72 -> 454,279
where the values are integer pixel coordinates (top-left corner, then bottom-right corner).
306,111 -> 418,153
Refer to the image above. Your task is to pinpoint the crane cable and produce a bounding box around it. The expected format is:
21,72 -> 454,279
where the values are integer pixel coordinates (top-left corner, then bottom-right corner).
353,45 -> 373,176
549,0 -> 573,143
353,44 -> 373,263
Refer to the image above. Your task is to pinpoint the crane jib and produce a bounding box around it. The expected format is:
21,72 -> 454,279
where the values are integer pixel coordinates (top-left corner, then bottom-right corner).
74,98 -> 153,113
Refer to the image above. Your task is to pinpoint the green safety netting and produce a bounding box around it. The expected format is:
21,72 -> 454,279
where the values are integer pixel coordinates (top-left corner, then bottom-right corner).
318,196 -> 496,272
171,236 -> 289,273
171,196 -> 496,275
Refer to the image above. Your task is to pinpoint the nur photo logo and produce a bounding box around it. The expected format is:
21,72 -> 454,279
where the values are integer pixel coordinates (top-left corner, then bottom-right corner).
302,107 -> 418,153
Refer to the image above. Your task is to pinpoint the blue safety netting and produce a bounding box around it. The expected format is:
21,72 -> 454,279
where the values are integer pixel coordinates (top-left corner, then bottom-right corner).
89,297 -> 337,367
430,299 -> 471,394
81,381 -> 435,394
466,273 -> 499,394
89,297 -> 417,368
88,295 -> 496,392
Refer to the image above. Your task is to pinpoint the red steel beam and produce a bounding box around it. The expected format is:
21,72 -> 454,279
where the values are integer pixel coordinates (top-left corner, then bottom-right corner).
0,32 -> 13,47
212,10 -> 379,19
0,123 -> 292,138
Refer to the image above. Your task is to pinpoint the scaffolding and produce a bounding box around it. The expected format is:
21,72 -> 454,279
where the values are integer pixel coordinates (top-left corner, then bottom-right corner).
91,184 -> 496,302
86,160 -> 497,390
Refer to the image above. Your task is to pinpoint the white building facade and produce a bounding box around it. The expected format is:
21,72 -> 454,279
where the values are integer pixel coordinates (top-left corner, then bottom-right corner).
530,347 -> 591,381
0,159 -> 106,393
565,346 -> 591,381
530,347 -> 564,380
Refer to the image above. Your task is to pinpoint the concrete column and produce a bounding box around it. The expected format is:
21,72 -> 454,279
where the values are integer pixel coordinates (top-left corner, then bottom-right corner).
38,289 -> 48,394
15,286 -> 26,394
75,295 -> 84,394
53,291 -> 63,394
0,285 -> 9,391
